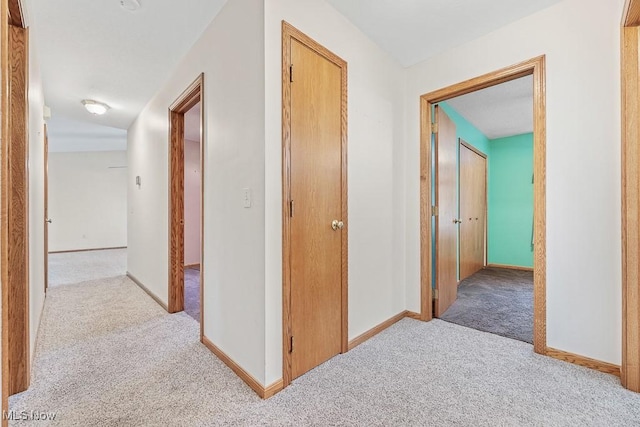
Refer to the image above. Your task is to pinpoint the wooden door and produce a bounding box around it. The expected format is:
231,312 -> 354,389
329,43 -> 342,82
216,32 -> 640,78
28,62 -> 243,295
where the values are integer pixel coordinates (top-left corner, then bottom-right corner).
459,142 -> 487,281
44,124 -> 49,291
434,106 -> 458,317
287,35 -> 346,380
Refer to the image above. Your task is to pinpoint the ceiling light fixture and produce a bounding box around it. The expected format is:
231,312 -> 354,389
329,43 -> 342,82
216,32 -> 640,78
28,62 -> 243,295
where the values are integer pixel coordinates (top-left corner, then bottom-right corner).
120,0 -> 141,11
82,99 -> 110,115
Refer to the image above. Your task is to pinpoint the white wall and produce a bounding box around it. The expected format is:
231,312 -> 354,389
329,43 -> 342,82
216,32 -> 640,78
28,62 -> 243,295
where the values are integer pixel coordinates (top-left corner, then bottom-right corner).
27,10 -> 46,359
48,151 -> 127,252
264,0 -> 407,385
184,139 -> 201,266
127,0 -> 266,383
405,0 -> 624,364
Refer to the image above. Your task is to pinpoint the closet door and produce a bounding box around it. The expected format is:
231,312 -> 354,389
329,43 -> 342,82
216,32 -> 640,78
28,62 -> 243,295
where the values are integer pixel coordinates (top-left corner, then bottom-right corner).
459,141 -> 487,281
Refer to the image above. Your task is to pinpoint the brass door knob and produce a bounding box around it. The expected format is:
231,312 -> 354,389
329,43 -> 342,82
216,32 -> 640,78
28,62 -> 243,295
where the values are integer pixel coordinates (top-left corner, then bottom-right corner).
331,220 -> 344,230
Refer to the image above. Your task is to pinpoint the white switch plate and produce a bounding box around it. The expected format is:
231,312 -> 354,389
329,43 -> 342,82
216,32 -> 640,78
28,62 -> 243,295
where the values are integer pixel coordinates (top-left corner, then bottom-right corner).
243,188 -> 251,208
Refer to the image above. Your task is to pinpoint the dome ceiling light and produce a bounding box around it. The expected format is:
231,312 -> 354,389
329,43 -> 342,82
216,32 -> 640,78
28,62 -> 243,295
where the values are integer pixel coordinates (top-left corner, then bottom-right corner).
81,99 -> 110,115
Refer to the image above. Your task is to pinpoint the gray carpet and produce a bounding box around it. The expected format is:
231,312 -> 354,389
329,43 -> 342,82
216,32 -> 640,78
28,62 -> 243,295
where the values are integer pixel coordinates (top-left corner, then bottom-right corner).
440,267 -> 533,343
184,267 -> 200,322
48,248 -> 127,287
9,275 -> 640,426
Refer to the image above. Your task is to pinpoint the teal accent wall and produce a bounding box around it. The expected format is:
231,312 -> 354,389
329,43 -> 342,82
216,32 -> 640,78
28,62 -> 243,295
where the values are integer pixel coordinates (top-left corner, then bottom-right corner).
438,102 -> 490,155
487,133 -> 534,268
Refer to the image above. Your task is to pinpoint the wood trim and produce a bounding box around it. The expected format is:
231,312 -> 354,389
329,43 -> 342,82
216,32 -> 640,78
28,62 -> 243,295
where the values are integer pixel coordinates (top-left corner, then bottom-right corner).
486,263 -> 534,272
420,56 -> 547,355
198,84 -> 205,338
419,97 -> 432,322
168,74 -> 203,318
6,24 -> 29,396
459,139 -> 487,159
201,336 -> 283,399
7,0 -> 23,28
348,311 -> 408,351
621,15 -> 640,392
263,379 -> 284,399
48,246 -> 126,254
546,347 -> 621,377
184,263 -> 200,270
43,124 -> 48,292
406,311 -> 421,320
1,0 -> 10,419
624,0 -> 640,27
126,272 -> 168,311
281,21 -> 349,389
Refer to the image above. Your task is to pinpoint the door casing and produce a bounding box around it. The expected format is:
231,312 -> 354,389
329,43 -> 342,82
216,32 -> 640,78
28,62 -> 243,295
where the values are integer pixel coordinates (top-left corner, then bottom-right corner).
621,0 -> 640,393
419,56 -> 547,354
168,74 -> 205,339
281,21 -> 348,389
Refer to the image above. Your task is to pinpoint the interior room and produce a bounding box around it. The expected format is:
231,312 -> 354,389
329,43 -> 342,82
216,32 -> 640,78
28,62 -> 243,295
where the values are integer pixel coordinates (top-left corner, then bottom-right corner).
45,116 -> 128,288
433,76 -> 535,344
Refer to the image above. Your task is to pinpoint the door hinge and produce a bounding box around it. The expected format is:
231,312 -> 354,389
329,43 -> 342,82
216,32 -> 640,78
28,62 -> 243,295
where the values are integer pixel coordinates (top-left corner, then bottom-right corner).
290,200 -> 294,217
431,205 -> 438,217
431,122 -> 438,133
290,65 -> 293,82
290,336 -> 294,353
433,289 -> 439,300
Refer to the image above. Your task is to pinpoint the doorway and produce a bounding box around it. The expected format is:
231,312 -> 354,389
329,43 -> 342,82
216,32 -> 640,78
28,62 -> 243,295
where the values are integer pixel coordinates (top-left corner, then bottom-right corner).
420,57 -> 547,354
182,101 -> 202,323
281,22 -> 348,387
168,74 -> 204,334
433,79 -> 535,345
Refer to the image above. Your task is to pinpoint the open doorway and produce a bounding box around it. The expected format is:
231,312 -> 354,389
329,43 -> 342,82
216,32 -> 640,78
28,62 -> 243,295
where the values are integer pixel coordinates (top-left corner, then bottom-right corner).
420,57 -> 546,354
182,101 -> 202,323
168,74 -> 204,331
433,76 -> 535,344
44,117 -> 128,288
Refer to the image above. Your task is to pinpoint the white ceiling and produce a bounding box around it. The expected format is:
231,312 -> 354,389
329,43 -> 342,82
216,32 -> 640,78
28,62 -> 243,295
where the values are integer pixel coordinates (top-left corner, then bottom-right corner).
445,75 -> 533,139
326,0 -> 562,67
47,116 -> 127,153
184,102 -> 201,142
30,0 -> 227,130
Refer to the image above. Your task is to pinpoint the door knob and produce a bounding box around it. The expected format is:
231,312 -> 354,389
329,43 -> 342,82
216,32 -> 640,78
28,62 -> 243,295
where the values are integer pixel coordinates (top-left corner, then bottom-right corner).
453,219 -> 462,224
45,218 -> 52,224
331,220 -> 344,230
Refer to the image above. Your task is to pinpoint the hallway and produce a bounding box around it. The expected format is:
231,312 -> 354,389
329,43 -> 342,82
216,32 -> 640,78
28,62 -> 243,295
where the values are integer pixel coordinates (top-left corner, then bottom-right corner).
9,266 -> 640,425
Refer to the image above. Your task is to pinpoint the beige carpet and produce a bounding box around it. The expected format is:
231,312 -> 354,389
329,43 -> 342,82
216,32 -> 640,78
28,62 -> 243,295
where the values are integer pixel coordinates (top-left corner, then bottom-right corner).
9,272 -> 640,425
48,248 -> 127,287
440,267 -> 533,343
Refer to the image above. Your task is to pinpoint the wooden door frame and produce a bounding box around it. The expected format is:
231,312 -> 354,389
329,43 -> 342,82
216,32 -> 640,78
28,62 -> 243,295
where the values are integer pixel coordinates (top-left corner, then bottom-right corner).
44,124 -> 49,292
2,0 -> 30,403
168,74 -> 205,338
621,0 -> 640,393
458,139 -> 488,280
281,21 -> 348,388
420,56 -> 547,354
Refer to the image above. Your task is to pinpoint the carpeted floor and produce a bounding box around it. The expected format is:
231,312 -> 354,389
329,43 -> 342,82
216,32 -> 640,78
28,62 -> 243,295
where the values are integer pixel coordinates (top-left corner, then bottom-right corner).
184,267 -> 200,322
440,267 -> 533,343
9,274 -> 640,426
48,248 -> 127,287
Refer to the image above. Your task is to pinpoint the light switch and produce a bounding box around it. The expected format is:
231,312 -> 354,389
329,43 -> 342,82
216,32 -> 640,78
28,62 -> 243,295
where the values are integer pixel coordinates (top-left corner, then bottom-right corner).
243,188 -> 251,208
